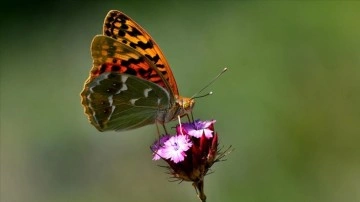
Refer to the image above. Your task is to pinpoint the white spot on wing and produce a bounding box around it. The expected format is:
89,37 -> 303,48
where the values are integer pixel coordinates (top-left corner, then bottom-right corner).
108,95 -> 113,106
104,72 -> 110,78
107,106 -> 115,121
92,111 -> 99,125
157,98 -> 161,105
130,98 -> 140,105
114,75 -> 128,94
115,83 -> 128,94
89,86 -> 95,93
144,88 -> 152,98
89,75 -> 104,93
121,75 -> 128,83
120,83 -> 128,91
94,78 -> 101,86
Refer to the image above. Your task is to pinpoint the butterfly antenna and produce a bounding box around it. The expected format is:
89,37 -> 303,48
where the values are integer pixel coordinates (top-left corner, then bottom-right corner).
191,67 -> 228,99
193,91 -> 213,99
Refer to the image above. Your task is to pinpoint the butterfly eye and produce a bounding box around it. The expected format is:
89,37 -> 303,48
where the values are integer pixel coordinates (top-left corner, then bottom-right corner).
187,100 -> 195,111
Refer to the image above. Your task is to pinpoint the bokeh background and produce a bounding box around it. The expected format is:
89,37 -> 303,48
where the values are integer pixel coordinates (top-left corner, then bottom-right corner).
1,1 -> 359,202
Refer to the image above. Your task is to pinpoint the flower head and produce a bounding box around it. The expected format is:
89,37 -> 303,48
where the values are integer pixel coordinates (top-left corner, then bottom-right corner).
151,119 -> 232,202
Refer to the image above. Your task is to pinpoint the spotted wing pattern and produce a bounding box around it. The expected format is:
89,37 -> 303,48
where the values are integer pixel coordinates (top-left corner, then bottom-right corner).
102,10 -> 179,96
86,35 -> 172,93
82,72 -> 171,131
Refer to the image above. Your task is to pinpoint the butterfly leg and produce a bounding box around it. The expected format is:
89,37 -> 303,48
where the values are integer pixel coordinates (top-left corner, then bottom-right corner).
156,122 -> 168,135
156,122 -> 162,137
162,124 -> 169,134
186,112 -> 195,123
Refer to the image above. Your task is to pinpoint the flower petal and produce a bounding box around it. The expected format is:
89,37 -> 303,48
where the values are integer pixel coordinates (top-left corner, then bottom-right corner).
161,135 -> 192,163
151,135 -> 171,160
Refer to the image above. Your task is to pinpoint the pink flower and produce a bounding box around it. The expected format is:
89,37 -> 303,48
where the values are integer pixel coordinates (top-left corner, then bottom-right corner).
151,119 -> 232,202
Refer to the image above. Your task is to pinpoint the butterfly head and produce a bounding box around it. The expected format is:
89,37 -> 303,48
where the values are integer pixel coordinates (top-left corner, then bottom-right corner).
176,96 -> 195,115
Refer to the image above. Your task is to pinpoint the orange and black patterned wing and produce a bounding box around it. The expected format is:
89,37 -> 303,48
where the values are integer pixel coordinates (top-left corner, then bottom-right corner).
84,35 -> 171,93
102,10 -> 179,96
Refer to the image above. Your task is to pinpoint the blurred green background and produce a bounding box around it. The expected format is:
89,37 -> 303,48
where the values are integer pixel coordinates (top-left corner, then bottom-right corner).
1,1 -> 359,202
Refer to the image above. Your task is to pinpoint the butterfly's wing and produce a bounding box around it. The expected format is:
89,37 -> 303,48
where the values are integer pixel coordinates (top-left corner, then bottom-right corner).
102,10 -> 179,96
82,72 -> 170,131
87,35 -> 174,102
81,36 -> 172,131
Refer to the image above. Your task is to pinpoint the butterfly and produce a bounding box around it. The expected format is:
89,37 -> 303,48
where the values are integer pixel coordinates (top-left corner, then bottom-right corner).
80,10 -> 195,132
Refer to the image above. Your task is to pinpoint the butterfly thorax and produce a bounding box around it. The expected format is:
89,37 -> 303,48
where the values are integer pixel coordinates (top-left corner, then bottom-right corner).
157,95 -> 195,123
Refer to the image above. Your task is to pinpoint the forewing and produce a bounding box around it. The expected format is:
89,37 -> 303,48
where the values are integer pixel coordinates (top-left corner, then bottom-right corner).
81,72 -> 171,131
102,10 -> 179,95
84,35 -> 171,93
